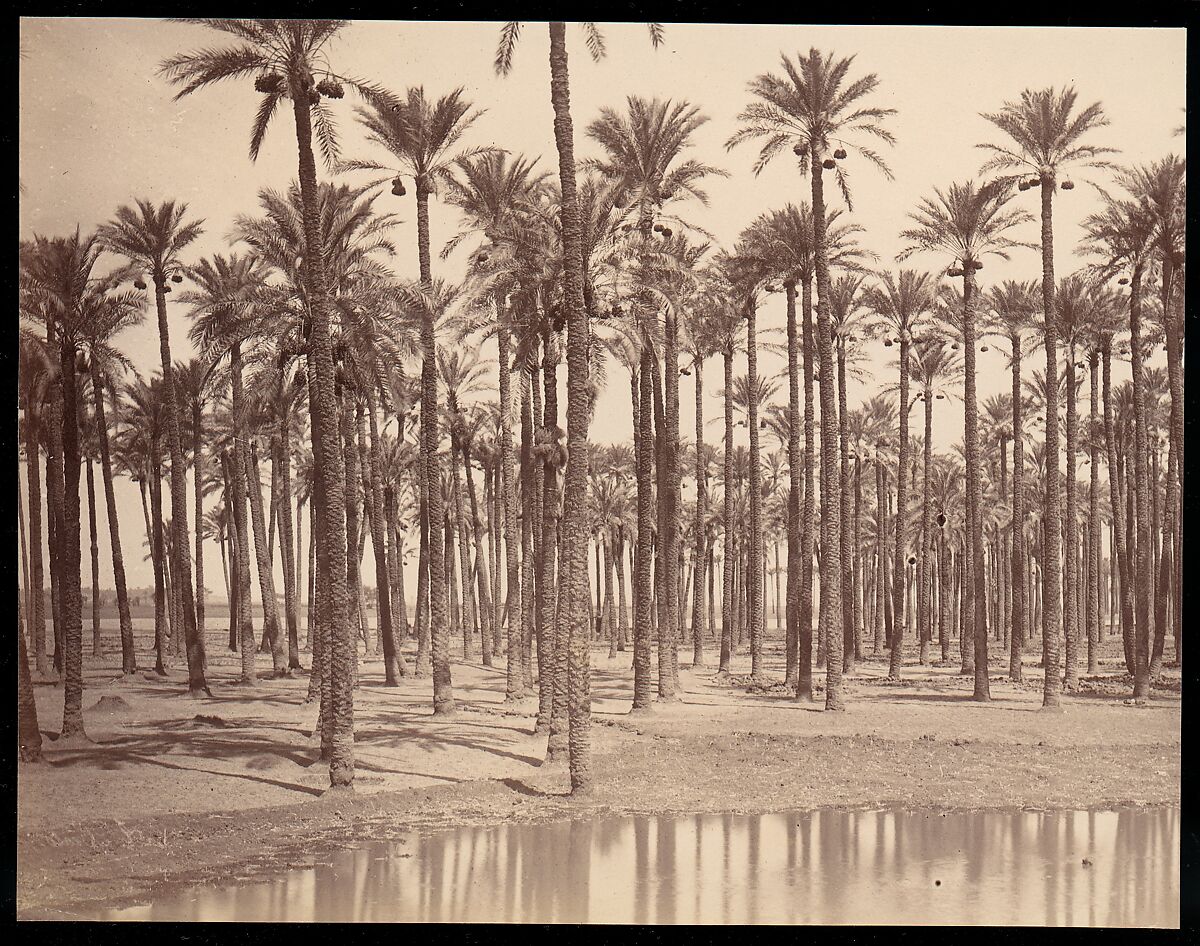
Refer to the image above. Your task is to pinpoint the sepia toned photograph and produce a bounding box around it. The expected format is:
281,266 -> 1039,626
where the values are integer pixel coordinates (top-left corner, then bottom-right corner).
16,16 -> 1185,926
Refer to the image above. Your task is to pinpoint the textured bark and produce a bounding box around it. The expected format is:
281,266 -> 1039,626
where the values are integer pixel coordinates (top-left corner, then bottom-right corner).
462,433 -> 495,667
278,403 -> 301,670
550,18 -> 594,801
192,392 -> 206,664
784,282 -> 801,688
150,278 -> 205,695
363,385 -> 400,684
838,342 -> 854,674
291,84 -> 353,788
416,183 -> 454,716
56,341 -> 87,739
888,334 -> 910,680
148,463 -> 169,674
1038,180 -> 1063,710
1009,334 -> 1026,682
538,337 -> 568,753
635,350 -> 657,704
1128,272 -> 1153,700
918,385 -> 933,667
245,440 -> 288,675
1063,342 -> 1080,688
661,303 -> 682,696
498,326 -> 523,695
798,279 -> 817,698
745,297 -> 765,684
86,457 -> 100,656
226,352 -> 257,683
24,401 -> 50,678
962,267 -> 990,701
691,358 -> 707,668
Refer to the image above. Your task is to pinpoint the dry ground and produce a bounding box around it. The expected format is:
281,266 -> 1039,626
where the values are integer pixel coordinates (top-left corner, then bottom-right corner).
17,617 -> 1180,919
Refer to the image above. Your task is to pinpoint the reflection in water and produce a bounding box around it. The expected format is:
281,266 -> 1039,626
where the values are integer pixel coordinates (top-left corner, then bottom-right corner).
103,807 -> 1179,926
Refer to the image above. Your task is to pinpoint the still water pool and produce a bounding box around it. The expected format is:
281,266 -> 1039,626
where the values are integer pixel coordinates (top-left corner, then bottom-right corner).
102,806 -> 1178,925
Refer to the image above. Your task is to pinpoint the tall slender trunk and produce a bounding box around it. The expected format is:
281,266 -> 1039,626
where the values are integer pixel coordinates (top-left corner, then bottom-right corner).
1128,271 -> 1153,700
225,352 -> 256,684
918,385 -> 933,667
245,439 -> 287,675
415,183 -> 453,716
364,384 -> 400,684
150,278 -> 204,695
635,350 -> 658,702
888,335 -> 910,680
147,464 -> 168,674
541,332 -> 568,751
661,304 -> 682,696
1063,341 -> 1080,688
838,341 -> 854,674
1101,338 -> 1135,675
692,358 -> 707,668
1160,253 -> 1182,666
1010,333 -> 1026,682
57,339 -> 86,739
810,152 -> 844,710
462,433 -> 494,667
745,297 -> 765,683
962,266 -> 989,700
498,324 -> 523,696
86,456 -> 101,656
192,394 -> 207,666
798,278 -> 816,696
291,84 -> 353,787
278,399 -> 301,670
24,403 -> 50,677
1038,178 -> 1062,710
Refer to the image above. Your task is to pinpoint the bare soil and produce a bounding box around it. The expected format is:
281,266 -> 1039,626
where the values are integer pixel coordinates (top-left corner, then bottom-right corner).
17,623 -> 1180,920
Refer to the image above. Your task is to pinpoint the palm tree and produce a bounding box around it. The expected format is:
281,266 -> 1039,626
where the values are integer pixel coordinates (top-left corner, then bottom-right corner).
161,17 -> 392,790
444,151 -> 549,700
495,19 -> 665,793
907,339 -> 963,666
1122,157 -> 1185,670
97,200 -> 210,698
183,253 -> 271,682
979,85 -> 1114,709
983,279 -> 1038,681
588,94 -> 723,698
348,86 -> 493,716
899,180 -> 1033,702
173,358 -> 213,655
728,48 -> 897,711
1079,194 -> 1157,700
21,231 -> 147,737
19,331 -> 58,678
864,269 -> 935,680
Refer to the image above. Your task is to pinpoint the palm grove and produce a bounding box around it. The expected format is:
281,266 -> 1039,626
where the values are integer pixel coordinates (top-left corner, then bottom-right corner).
18,22 -> 1185,798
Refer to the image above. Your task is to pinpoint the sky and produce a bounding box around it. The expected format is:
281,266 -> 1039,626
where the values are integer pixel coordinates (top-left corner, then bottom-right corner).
18,19 -> 1185,597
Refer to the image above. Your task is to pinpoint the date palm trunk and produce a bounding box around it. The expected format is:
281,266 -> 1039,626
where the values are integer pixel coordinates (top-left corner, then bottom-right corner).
692,358 -> 708,668
962,266 -> 989,700
18,592 -> 42,762
245,439 -> 288,675
745,297 -> 765,685
888,334 -> 910,680
462,433 -> 495,667
363,385 -> 401,684
1010,333 -> 1026,681
1063,343 -> 1080,688
56,339 -> 87,740
291,83 -> 354,787
635,348 -> 658,702
807,151 -> 844,710
278,400 -> 301,670
1128,271 -> 1153,700
497,325 -> 523,693
918,385 -> 933,667
86,456 -> 100,656
150,279 -> 205,696
1038,179 -> 1063,710
24,401 -> 50,678
838,342 -> 854,674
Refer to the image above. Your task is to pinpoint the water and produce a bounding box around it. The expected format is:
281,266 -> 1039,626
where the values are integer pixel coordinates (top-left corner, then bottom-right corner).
102,806 -> 1178,926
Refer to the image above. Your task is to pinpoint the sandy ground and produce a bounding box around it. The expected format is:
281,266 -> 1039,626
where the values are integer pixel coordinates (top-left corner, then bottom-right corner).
17,620 -> 1181,919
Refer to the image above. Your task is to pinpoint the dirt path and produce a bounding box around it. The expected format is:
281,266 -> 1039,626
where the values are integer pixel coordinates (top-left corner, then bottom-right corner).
17,633 -> 1180,919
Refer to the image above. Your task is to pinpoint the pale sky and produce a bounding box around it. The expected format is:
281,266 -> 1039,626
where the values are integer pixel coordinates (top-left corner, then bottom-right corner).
18,19 -> 1185,595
